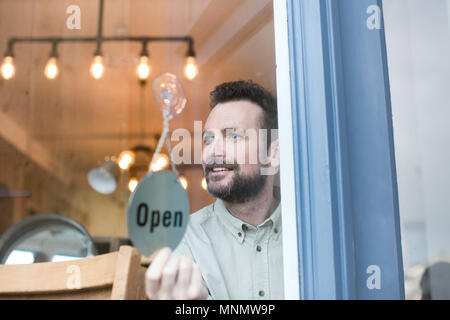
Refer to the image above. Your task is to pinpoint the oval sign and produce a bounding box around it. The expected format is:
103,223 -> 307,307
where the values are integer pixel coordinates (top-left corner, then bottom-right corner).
127,170 -> 190,257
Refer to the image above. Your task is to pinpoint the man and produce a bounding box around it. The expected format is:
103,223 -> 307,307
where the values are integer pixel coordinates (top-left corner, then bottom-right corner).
145,80 -> 282,300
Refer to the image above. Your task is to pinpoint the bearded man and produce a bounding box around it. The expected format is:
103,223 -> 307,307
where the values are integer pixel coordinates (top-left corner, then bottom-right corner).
145,80 -> 282,300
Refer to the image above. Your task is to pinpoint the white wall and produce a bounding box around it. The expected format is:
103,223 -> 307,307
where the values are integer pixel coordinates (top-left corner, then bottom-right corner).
384,0 -> 450,271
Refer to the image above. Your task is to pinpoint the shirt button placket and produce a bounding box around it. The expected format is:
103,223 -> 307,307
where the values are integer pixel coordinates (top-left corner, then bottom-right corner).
254,228 -> 269,299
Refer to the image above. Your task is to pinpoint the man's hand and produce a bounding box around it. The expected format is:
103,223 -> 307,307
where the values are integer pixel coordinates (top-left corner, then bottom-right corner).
145,247 -> 208,300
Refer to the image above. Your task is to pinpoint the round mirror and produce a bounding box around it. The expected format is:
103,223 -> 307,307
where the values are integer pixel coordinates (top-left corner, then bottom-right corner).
0,214 -> 97,264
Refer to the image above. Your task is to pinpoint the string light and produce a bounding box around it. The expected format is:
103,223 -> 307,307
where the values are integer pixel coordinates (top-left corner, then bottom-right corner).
44,57 -> 59,79
137,42 -> 150,81
44,42 -> 59,80
3,45 -> 197,80
1,56 -> 15,80
184,56 -> 198,80
179,176 -> 188,190
90,55 -> 104,79
150,153 -> 169,172
128,177 -> 138,192
137,56 -> 151,80
118,150 -> 135,170
3,2 -> 198,82
201,177 -> 207,191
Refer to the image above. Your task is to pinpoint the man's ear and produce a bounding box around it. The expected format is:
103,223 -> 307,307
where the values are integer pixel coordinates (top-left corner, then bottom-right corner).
269,139 -> 280,169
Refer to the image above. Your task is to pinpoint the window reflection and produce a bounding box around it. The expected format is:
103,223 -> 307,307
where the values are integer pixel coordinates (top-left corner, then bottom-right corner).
384,0 -> 450,299
5,250 -> 35,265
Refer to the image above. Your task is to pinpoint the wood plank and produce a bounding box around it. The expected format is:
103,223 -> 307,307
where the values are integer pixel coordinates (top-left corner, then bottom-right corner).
0,287 -> 112,300
0,251 -> 118,294
111,246 -> 141,299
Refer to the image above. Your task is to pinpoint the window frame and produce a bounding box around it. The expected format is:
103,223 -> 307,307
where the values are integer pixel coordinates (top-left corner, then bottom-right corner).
274,0 -> 405,300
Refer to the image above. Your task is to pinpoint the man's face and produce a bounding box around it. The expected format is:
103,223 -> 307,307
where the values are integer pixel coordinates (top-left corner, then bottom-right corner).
202,100 -> 268,203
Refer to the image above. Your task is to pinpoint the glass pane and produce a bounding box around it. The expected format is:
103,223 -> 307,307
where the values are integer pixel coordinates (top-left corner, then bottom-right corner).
1,0 -> 282,299
384,0 -> 450,300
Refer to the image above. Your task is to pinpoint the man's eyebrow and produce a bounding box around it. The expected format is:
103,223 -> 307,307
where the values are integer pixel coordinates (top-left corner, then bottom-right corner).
202,129 -> 212,137
223,127 -> 244,133
202,128 -> 242,137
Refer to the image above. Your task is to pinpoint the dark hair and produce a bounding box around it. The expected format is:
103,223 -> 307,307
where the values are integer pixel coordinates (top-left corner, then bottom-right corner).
420,262 -> 450,300
209,80 -> 278,136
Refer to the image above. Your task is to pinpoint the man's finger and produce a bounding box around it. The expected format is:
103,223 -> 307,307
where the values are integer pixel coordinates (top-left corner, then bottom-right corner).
187,263 -> 207,300
174,256 -> 193,299
159,253 -> 181,298
145,247 -> 172,298
149,247 -> 166,260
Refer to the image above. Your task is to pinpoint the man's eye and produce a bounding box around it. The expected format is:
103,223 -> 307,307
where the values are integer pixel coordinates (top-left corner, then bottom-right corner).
228,133 -> 242,141
203,136 -> 213,144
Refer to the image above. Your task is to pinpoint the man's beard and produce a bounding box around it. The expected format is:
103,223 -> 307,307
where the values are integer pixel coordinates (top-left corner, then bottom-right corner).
205,166 -> 267,203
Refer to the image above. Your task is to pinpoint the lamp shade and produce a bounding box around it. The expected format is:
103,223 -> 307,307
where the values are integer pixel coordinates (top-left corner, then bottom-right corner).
87,160 -> 120,194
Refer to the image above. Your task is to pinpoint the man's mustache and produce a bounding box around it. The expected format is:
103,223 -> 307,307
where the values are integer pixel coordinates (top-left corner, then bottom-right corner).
204,158 -> 238,175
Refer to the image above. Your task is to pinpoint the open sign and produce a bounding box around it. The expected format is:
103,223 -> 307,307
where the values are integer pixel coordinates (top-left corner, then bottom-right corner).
127,170 -> 190,257
136,205 -> 183,233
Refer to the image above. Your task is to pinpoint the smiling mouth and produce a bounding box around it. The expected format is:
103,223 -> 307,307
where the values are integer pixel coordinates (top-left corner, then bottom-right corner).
206,164 -> 236,175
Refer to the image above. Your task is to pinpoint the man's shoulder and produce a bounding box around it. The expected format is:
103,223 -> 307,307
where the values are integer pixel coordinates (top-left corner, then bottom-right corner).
179,202 -> 216,246
188,202 -> 216,226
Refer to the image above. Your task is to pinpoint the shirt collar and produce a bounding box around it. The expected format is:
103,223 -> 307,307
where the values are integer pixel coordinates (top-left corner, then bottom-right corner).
214,199 -> 282,244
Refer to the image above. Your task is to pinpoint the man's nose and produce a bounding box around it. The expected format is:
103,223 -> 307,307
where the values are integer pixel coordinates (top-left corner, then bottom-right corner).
211,134 -> 225,158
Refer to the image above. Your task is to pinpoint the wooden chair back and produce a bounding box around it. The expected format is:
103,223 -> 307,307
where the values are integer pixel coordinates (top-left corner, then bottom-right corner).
0,245 -> 148,299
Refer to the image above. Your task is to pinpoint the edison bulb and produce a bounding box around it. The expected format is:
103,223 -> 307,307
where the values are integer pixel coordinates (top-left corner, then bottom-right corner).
128,177 -> 138,192
201,177 -> 207,191
137,56 -> 151,80
184,56 -> 198,80
1,56 -> 15,80
118,150 -> 135,170
90,55 -> 104,79
179,176 -> 188,190
150,153 -> 169,172
44,57 -> 59,79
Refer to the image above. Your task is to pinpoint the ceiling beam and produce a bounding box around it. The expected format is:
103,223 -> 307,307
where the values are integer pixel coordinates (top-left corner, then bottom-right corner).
0,109 -> 71,186
196,0 -> 273,68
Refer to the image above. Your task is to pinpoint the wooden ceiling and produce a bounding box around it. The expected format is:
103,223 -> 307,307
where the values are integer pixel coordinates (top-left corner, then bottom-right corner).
0,0 -> 276,191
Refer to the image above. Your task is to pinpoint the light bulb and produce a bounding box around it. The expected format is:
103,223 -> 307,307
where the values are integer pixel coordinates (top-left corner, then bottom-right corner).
184,56 -> 198,80
128,177 -> 138,192
137,56 -> 151,80
150,153 -> 169,172
44,57 -> 59,79
1,56 -> 15,80
201,177 -> 207,191
118,150 -> 135,170
179,176 -> 188,190
90,55 -> 104,79
152,72 -> 187,119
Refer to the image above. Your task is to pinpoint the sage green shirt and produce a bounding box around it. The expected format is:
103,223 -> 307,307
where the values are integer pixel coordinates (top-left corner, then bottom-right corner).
174,199 -> 284,300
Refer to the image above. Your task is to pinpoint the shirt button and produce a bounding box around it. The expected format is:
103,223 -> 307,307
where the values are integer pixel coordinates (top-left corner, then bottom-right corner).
274,228 -> 278,234
238,232 -> 242,237
258,290 -> 265,297
256,245 -> 262,252
242,224 -> 248,231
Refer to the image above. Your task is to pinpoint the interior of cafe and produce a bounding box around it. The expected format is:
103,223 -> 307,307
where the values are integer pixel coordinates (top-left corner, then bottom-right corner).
0,0 -> 277,299
0,0 -> 276,261
1,0 -> 449,301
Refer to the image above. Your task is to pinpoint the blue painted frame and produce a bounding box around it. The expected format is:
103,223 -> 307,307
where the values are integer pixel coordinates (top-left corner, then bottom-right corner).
284,0 -> 404,299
